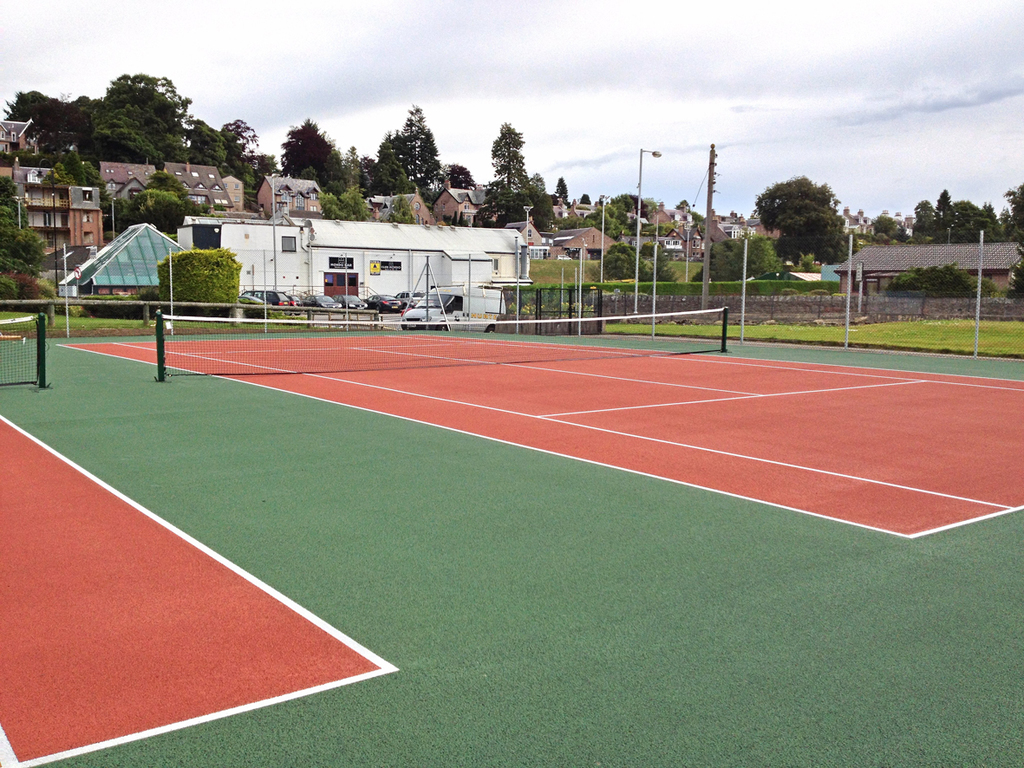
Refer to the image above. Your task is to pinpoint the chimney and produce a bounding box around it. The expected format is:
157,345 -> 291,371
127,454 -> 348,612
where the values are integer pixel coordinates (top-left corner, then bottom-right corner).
843,206 -> 850,215
443,178 -> 452,190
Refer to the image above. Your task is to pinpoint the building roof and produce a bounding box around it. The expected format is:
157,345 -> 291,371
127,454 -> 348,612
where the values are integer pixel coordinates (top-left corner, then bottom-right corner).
443,187 -> 487,206
100,162 -> 157,186
61,224 -> 184,289
305,219 -> 517,255
836,243 -> 1021,272
0,120 -> 32,139
263,176 -> 322,197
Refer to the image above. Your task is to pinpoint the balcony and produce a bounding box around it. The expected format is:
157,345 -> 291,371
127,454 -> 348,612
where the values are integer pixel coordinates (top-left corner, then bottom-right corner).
25,197 -> 70,209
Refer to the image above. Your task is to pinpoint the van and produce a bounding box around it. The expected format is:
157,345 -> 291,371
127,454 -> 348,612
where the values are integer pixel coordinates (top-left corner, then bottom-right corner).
400,285 -> 506,331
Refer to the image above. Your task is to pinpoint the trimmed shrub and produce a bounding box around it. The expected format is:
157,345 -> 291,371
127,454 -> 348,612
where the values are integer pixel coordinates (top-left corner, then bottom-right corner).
0,274 -> 17,300
157,248 -> 241,303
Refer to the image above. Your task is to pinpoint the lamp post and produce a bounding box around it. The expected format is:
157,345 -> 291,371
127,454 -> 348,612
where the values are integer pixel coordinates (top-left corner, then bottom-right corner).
599,194 -> 607,282
634,149 -> 661,313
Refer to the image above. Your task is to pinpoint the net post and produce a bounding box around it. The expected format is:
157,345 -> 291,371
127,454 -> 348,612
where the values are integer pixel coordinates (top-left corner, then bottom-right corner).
155,310 -> 166,382
720,307 -> 729,352
36,312 -> 48,388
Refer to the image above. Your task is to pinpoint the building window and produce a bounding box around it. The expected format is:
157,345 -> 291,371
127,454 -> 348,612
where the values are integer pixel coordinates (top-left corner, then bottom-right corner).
281,236 -> 297,252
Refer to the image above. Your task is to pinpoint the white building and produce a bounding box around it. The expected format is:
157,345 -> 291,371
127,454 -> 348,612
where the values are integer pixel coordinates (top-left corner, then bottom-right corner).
178,217 -> 530,298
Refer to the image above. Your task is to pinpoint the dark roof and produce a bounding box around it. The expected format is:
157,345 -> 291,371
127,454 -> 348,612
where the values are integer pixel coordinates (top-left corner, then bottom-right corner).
836,243 -> 1021,272
100,162 -> 157,186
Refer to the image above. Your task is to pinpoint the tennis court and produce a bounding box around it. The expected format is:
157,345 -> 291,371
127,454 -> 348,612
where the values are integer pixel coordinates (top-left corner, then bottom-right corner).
3,316 -> 1024,766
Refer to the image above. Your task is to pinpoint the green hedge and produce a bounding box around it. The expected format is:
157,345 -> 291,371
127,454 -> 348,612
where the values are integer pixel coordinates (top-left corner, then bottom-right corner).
529,280 -> 841,296
0,275 -> 18,300
157,248 -> 241,303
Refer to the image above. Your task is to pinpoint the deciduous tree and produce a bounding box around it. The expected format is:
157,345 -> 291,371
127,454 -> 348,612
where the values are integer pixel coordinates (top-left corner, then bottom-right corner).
91,74 -> 191,164
281,119 -> 333,180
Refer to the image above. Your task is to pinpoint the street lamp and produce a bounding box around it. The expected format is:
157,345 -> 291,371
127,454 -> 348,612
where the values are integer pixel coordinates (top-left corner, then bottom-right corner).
634,149 -> 661,313
599,195 -> 607,283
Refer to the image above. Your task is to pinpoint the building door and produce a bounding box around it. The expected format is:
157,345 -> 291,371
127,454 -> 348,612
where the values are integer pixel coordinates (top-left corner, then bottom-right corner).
324,272 -> 358,297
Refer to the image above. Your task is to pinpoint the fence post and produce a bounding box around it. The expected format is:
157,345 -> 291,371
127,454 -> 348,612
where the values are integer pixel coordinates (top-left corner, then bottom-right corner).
844,234 -> 853,348
36,312 -> 47,388
974,230 -> 984,358
155,310 -> 166,382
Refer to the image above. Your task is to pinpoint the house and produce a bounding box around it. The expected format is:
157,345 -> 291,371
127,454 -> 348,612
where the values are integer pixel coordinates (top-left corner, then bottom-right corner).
549,227 -> 617,260
833,242 -> 1021,294
257,176 -> 323,219
651,202 -> 692,227
100,162 -> 156,198
178,217 -> 529,297
59,224 -> 183,295
504,219 -> 548,259
163,162 -> 234,210
367,192 -> 436,225
0,120 -> 36,154
433,180 -> 488,225
221,175 -> 246,213
10,159 -> 103,252
841,207 -> 872,234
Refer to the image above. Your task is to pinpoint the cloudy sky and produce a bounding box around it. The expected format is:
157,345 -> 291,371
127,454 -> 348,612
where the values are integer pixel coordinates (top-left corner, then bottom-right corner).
4,0 -> 1023,218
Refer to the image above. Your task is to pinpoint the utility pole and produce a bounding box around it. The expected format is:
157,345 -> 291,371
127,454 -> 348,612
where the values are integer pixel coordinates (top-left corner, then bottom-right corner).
701,144 -> 716,310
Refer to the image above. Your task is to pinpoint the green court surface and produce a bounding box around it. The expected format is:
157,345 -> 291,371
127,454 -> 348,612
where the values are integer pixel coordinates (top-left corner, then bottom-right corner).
3,342 -> 1024,766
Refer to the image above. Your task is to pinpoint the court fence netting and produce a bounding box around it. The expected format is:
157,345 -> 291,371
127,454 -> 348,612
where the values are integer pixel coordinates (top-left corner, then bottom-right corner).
0,314 -> 47,387
154,307 -> 728,379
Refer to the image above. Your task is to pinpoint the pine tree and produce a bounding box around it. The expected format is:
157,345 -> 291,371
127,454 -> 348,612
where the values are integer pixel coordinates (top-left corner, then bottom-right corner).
392,106 -> 442,193
554,176 -> 568,202
370,140 -> 414,196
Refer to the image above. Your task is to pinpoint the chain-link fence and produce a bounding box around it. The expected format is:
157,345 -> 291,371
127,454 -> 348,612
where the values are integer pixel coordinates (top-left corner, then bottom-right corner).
646,232 -> 1024,359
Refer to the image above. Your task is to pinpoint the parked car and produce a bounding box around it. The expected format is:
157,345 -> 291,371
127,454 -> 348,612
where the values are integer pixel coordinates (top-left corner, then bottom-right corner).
334,294 -> 368,309
365,294 -> 405,313
239,290 -> 296,306
301,294 -> 342,309
395,291 -> 424,303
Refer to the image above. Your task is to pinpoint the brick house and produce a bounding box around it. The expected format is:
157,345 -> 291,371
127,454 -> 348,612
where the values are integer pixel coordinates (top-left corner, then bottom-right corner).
257,176 -> 323,219
0,120 -> 36,154
10,160 -> 103,252
504,219 -> 548,259
367,192 -> 436,225
433,180 -> 487,225
549,227 -> 617,260
100,162 -> 156,198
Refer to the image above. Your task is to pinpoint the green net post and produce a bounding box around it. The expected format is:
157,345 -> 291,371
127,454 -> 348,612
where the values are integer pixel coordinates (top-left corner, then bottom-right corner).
155,311 -> 166,382
720,307 -> 729,353
36,312 -> 48,388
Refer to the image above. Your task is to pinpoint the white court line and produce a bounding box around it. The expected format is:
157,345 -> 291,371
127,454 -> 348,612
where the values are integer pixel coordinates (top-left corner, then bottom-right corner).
0,414 -> 397,768
302,372 -> 1008,511
543,378 -> 926,417
62,345 -> 1022,538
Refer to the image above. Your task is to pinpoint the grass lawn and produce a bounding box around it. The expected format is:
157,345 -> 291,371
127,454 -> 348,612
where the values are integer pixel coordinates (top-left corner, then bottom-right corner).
606,318 -> 1024,358
1,311 -> 155,336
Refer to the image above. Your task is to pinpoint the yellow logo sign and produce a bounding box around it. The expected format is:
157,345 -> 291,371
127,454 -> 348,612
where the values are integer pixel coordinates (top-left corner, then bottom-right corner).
369,261 -> 381,275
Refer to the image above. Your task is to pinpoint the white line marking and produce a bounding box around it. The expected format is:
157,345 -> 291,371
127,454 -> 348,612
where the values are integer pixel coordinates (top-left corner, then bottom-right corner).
220,375 -> 915,539
0,414 -> 397,766
304,372 -> 1008,511
0,723 -> 18,768
61,345 -> 1023,537
542,379 -> 926,417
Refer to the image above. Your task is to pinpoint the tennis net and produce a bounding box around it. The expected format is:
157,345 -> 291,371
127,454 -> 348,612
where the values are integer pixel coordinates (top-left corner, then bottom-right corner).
155,307 -> 727,378
0,314 -> 44,387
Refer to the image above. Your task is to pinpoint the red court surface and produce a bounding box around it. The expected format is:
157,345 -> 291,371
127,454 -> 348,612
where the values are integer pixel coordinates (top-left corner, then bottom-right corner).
72,339 -> 1024,538
0,416 -> 395,766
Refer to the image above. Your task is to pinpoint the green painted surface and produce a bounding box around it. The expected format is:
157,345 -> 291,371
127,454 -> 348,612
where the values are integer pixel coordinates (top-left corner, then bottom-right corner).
2,345 -> 1023,766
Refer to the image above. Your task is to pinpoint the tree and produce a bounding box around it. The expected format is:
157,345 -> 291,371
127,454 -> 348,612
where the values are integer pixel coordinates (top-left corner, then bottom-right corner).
0,177 -> 46,273
120,189 -> 192,233
913,200 -> 937,239
602,242 -> 636,280
873,214 -> 898,238
754,176 -> 844,238
490,123 -> 528,190
579,193 -> 591,205
389,194 -> 416,224
481,123 -> 530,225
1008,245 -> 1024,297
640,241 -> 676,282
146,170 -> 189,199
21,96 -> 92,154
185,118 -> 227,168
157,249 -> 241,302
445,163 -> 475,189
281,119 -> 333,180
554,177 -> 568,202
321,187 -> 369,221
708,236 -> 781,281
935,189 -> 953,233
370,139 -> 414,195
754,176 -> 845,263
1004,183 -> 1024,240
91,74 -> 191,163
391,106 -> 442,194
4,90 -> 49,121
527,173 -> 554,231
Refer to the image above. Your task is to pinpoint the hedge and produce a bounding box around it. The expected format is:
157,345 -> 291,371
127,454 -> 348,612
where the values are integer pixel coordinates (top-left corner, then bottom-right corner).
157,248 -> 241,303
529,280 -> 841,296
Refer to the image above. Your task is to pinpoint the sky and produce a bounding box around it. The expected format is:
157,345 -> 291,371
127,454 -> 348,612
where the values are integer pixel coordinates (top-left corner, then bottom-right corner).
3,0 -> 1023,219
